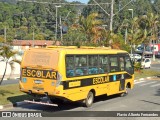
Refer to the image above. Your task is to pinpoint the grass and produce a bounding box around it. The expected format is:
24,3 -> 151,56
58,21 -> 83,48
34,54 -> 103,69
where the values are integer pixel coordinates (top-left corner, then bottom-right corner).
0,84 -> 34,105
135,69 -> 160,79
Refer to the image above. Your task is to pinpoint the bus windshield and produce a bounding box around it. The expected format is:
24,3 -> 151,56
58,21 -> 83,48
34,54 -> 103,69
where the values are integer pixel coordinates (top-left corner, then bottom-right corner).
22,49 -> 59,69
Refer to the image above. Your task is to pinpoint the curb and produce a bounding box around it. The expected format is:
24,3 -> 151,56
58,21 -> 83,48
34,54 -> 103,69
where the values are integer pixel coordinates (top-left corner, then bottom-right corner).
135,76 -> 159,81
3,77 -> 20,81
0,104 -> 14,110
0,101 -> 29,110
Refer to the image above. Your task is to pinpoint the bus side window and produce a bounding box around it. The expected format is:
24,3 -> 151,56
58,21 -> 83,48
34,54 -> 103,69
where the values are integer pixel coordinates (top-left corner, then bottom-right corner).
88,55 -> 98,75
75,55 -> 87,76
110,56 -> 119,72
125,56 -> 134,74
119,57 -> 125,71
66,56 -> 75,77
99,56 -> 108,73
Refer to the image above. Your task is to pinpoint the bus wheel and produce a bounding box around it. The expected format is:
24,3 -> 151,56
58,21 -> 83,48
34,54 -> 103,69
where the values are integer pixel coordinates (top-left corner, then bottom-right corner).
83,91 -> 94,107
120,87 -> 128,97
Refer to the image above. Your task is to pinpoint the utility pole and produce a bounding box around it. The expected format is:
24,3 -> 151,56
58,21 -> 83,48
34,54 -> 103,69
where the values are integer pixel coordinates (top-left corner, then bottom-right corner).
125,28 -> 127,44
32,28 -> 35,47
153,40 -> 155,61
110,0 -> 114,32
60,16 -> 63,42
4,26 -> 6,43
128,9 -> 134,55
55,5 -> 61,40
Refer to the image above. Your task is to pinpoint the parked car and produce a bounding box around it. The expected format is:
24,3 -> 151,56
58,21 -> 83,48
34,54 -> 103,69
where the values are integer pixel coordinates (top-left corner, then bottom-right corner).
130,54 -> 142,61
136,58 -> 151,69
156,51 -> 160,58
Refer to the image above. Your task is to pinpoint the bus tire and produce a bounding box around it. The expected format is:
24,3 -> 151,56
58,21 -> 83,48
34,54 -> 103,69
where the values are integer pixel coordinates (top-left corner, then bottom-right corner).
83,91 -> 94,107
120,87 -> 128,97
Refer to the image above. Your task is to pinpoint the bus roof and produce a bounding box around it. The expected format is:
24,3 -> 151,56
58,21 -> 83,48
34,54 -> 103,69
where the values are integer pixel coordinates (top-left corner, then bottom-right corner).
27,46 -> 128,55
45,46 -> 128,54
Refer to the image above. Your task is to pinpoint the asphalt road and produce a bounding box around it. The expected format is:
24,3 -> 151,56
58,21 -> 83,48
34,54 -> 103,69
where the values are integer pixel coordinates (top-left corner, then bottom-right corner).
1,78 -> 160,120
151,63 -> 160,70
1,79 -> 19,85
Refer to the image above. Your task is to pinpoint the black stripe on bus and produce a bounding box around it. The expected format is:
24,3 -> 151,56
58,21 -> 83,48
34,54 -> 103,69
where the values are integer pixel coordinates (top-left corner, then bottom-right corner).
62,73 -> 132,90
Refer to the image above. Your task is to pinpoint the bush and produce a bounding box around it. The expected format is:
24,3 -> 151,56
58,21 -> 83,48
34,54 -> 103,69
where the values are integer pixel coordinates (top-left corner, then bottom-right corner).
134,62 -> 141,71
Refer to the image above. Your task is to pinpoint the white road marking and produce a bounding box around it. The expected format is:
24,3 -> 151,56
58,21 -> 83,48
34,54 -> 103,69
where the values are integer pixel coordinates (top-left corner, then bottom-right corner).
139,81 -> 157,86
134,80 -> 146,84
150,83 -> 160,87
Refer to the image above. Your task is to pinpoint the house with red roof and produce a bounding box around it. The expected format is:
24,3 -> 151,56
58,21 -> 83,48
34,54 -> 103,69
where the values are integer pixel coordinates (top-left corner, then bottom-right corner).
12,40 -> 60,51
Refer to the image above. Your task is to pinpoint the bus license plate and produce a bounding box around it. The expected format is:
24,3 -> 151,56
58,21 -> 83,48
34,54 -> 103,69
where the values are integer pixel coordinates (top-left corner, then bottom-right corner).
34,80 -> 43,84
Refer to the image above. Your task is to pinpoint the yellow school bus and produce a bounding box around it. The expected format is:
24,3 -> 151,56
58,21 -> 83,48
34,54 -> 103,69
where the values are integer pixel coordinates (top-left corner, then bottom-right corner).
19,46 -> 134,107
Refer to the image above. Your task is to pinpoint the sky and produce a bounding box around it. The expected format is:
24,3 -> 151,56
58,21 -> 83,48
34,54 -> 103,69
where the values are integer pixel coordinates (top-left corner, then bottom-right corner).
66,0 -> 89,4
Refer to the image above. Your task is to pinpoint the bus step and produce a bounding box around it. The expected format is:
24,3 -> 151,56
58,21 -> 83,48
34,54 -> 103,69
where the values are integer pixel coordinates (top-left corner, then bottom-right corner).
24,100 -> 58,106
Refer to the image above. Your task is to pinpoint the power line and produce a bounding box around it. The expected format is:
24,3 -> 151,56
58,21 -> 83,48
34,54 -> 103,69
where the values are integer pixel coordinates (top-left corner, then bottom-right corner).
17,0 -> 111,6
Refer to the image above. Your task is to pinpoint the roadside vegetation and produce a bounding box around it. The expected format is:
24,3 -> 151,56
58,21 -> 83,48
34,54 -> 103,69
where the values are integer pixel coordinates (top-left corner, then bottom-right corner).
0,0 -> 159,51
0,84 -> 34,105
0,45 -> 21,85
135,69 -> 160,80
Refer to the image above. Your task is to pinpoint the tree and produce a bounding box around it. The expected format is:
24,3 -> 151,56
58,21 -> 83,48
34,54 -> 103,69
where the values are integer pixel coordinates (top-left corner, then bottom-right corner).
119,17 -> 144,53
63,26 -> 87,46
139,13 -> 159,60
0,45 -> 21,85
152,0 -> 160,14
78,13 -> 104,43
0,36 -> 4,42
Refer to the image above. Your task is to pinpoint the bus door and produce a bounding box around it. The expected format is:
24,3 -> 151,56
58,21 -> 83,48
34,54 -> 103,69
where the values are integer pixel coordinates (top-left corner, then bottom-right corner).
119,74 -> 125,90
119,56 -> 125,91
124,56 -> 134,75
119,55 -> 134,91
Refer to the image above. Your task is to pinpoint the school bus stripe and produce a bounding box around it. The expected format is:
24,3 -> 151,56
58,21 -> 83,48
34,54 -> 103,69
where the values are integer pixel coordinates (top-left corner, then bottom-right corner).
62,74 -> 132,90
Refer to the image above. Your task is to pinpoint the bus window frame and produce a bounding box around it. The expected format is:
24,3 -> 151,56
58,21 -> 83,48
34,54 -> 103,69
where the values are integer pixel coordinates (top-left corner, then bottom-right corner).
119,56 -> 125,72
66,55 -> 89,78
75,55 -> 88,76
88,55 -> 99,75
65,54 -> 109,78
65,53 -> 133,78
109,55 -> 120,73
124,54 -> 134,75
99,55 -> 109,73
116,53 -> 134,74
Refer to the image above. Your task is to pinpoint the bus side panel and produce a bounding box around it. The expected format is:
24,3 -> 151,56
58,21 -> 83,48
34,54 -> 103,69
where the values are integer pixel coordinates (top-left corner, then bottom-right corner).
62,84 -> 109,101
63,88 -> 88,101
108,81 -> 120,95
57,51 -> 66,78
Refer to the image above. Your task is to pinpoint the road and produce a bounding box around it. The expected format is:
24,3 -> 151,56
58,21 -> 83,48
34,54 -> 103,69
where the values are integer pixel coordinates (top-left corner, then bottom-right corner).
1,79 -> 19,86
1,78 -> 160,119
151,63 -> 160,70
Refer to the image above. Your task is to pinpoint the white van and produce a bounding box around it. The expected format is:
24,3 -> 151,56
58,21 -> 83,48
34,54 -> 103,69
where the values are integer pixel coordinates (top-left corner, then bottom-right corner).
137,58 -> 151,68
